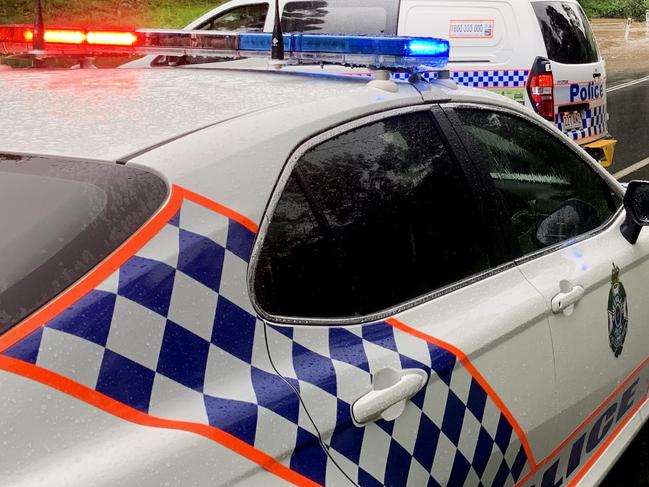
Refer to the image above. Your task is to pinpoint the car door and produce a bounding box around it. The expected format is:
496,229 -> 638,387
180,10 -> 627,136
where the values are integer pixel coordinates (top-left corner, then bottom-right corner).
452,105 -> 649,486
251,106 -> 558,486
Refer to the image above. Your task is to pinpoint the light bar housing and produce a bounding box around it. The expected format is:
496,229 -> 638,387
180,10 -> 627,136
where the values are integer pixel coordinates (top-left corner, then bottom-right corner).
0,26 -> 450,70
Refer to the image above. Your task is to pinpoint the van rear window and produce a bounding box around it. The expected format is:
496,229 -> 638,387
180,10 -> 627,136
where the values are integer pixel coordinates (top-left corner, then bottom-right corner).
281,0 -> 398,35
0,155 -> 167,335
533,2 -> 599,64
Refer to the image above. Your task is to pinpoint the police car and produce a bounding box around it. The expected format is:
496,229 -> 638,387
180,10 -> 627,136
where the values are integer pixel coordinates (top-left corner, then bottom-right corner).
0,23 -> 649,487
124,0 -> 616,167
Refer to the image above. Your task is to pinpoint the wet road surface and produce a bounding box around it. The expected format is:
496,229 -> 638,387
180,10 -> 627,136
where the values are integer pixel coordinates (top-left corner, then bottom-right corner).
608,78 -> 649,181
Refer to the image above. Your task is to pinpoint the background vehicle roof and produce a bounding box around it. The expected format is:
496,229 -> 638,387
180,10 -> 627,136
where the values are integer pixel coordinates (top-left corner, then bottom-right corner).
0,67 -> 393,161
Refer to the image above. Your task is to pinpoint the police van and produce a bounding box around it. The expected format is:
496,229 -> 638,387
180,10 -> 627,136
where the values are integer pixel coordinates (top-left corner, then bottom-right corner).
140,0 -> 614,166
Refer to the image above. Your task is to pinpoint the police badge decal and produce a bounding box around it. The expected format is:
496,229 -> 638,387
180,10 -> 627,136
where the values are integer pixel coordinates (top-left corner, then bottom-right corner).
608,263 -> 628,358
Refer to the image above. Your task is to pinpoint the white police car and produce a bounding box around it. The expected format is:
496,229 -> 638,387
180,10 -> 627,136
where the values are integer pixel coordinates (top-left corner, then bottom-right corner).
0,27 -> 649,487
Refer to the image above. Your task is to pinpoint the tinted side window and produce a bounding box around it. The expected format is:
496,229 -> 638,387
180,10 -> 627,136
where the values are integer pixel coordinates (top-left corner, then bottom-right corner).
0,155 -> 168,334
281,0 -> 397,35
532,2 -> 599,64
199,4 -> 268,32
456,109 -> 621,256
254,112 -> 499,320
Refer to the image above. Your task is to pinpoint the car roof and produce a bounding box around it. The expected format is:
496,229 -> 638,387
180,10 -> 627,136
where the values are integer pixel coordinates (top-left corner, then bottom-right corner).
118,69 -> 532,224
0,63 -> 535,211
0,62 -> 559,267
0,66 -> 414,161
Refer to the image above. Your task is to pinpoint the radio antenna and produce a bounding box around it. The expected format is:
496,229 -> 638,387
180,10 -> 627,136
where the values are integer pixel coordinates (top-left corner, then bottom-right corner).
33,0 -> 45,52
271,0 -> 284,60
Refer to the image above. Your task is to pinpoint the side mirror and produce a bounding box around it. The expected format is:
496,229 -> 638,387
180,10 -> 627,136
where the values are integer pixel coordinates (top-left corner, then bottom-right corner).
620,181 -> 649,244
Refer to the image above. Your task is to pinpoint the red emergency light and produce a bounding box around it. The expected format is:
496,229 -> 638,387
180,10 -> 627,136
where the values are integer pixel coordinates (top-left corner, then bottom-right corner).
0,25 -> 138,47
86,31 -> 138,46
0,25 -> 242,58
0,25 -> 34,43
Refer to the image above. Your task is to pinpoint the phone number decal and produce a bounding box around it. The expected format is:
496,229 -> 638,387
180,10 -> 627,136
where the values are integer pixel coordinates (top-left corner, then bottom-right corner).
449,19 -> 495,38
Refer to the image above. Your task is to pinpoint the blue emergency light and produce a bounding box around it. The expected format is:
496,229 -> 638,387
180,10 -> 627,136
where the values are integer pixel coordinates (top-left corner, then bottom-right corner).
237,32 -> 449,68
0,25 -> 451,70
406,40 -> 449,57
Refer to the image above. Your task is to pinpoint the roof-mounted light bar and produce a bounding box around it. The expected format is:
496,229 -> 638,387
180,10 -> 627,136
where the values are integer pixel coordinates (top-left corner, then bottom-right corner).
0,26 -> 450,70
1,26 -> 138,46
237,32 -> 449,68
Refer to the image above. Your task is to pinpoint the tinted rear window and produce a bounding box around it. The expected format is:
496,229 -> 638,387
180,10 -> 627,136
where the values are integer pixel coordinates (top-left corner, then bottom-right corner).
281,0 -> 398,35
0,155 -> 167,335
533,2 -> 599,64
253,112 -> 499,321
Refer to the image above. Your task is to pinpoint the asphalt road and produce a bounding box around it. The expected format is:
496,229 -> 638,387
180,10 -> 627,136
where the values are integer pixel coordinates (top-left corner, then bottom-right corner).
607,78 -> 649,181
597,78 -> 649,486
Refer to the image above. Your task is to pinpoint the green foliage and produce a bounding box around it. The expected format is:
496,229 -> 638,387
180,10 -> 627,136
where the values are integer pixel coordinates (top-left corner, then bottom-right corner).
580,0 -> 649,19
148,2 -> 217,27
0,0 -> 220,27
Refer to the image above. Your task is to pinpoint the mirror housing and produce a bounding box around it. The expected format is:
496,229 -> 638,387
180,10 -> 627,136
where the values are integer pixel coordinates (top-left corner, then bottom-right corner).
620,181 -> 649,244
535,199 -> 600,247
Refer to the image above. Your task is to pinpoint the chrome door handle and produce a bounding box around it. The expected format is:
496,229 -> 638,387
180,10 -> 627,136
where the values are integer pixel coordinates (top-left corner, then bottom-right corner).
552,280 -> 585,315
352,368 -> 427,425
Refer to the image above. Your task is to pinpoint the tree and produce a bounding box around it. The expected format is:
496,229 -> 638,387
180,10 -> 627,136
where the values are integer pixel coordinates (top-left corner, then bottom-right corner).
579,0 -> 649,19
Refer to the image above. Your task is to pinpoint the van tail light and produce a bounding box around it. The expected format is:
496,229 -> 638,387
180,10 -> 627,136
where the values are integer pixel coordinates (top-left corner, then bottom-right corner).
527,57 -> 554,122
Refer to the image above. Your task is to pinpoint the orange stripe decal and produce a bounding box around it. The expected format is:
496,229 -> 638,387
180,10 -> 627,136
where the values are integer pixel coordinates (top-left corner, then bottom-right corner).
0,355 -> 318,487
0,184 -> 257,354
545,355 -> 649,467
567,396 -> 648,487
0,185 -> 183,353
388,319 -> 649,486
515,357 -> 649,486
3,179 -> 648,487
0,189 -> 322,486
386,317 -> 538,469
180,187 -> 259,234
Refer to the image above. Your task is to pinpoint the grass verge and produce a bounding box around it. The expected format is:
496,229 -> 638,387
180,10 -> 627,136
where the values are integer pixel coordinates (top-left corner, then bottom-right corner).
0,0 -> 220,28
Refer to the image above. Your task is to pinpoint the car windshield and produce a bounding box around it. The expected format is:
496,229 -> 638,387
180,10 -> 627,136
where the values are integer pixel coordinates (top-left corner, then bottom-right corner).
0,154 -> 167,335
197,4 -> 268,31
533,1 -> 599,64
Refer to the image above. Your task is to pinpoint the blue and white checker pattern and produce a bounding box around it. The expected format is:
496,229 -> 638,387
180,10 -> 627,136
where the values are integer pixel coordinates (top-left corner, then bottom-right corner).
451,70 -> 529,88
392,71 -> 440,81
266,323 -> 531,487
392,70 -> 527,87
555,105 -> 608,141
1,198 -> 329,483
2,195 -> 532,486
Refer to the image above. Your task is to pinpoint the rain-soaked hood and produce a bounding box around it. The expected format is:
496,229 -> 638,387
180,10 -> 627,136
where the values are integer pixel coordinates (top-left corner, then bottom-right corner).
0,66 -> 364,162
